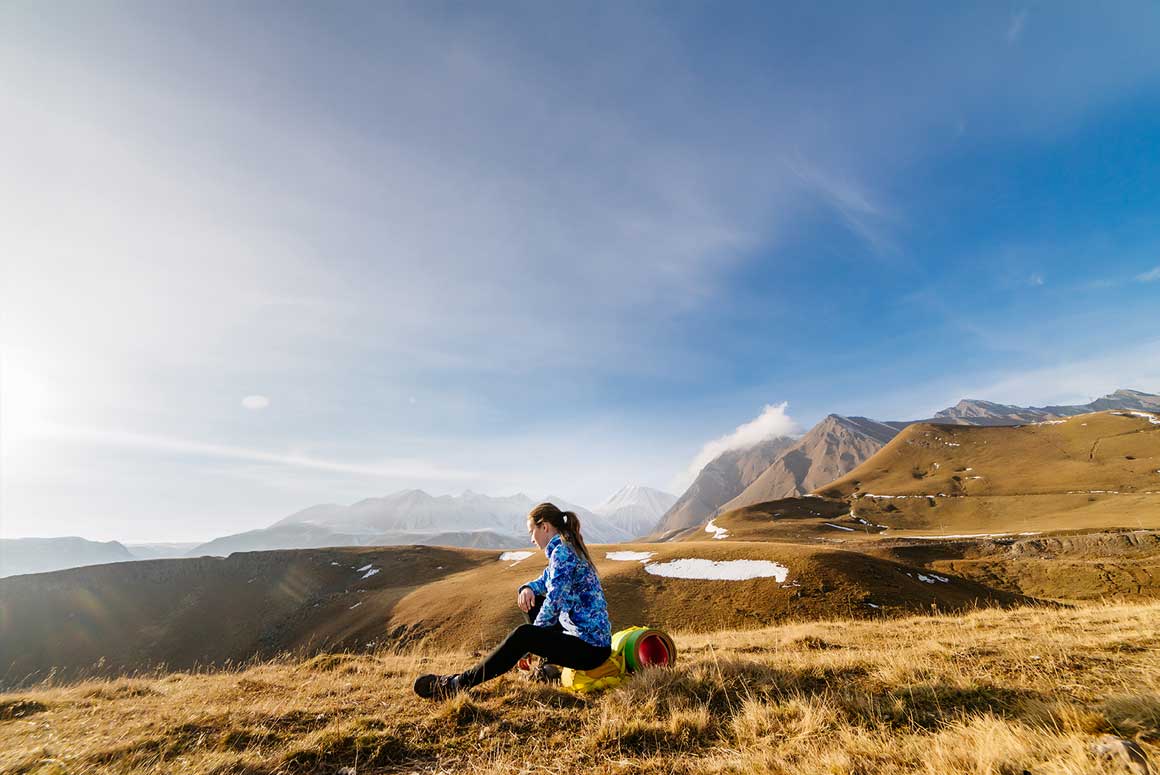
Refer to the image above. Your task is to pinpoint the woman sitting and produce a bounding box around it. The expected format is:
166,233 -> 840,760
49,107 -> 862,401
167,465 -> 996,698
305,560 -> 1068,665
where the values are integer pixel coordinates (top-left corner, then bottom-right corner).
413,502 -> 612,699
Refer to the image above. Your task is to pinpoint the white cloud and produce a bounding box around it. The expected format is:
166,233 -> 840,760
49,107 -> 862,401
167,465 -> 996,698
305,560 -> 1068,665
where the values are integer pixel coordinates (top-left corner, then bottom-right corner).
1007,10 -> 1029,45
1029,273 -> 1045,286
29,422 -> 479,482
674,402 -> 799,492
241,395 -> 270,410
1136,266 -> 1160,283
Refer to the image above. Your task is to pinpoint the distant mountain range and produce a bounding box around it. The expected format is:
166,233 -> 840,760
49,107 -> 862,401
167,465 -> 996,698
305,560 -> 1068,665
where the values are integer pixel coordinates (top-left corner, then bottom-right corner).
926,388 -> 1160,426
204,486 -> 681,557
650,388 -> 1160,535
221,490 -> 634,554
0,485 -> 677,578
4,389 -> 1154,577
0,537 -> 134,578
121,542 -> 201,560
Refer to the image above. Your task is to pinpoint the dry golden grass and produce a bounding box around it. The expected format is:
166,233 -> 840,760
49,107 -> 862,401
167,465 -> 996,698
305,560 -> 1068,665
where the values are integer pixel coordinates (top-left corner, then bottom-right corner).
1,601 -> 1156,775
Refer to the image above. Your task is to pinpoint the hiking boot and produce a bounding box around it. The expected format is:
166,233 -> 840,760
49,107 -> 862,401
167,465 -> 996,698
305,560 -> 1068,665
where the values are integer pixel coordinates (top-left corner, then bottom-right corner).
529,663 -> 562,684
413,673 -> 461,700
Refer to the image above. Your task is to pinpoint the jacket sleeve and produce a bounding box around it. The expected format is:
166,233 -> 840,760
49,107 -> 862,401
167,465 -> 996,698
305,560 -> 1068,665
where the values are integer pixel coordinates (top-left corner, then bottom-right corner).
533,545 -> 576,628
522,566 -> 549,596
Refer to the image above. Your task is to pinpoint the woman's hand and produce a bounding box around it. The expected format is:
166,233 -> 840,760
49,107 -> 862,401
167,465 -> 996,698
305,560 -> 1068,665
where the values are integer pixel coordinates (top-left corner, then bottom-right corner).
517,587 -> 535,613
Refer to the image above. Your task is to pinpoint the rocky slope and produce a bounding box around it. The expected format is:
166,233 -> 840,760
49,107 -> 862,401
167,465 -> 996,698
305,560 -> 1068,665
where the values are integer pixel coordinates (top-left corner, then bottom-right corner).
651,435 -> 796,536
719,415 -> 899,513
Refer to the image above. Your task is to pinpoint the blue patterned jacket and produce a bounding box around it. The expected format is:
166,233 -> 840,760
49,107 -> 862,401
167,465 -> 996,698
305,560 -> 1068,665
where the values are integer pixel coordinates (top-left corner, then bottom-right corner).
521,535 -> 611,648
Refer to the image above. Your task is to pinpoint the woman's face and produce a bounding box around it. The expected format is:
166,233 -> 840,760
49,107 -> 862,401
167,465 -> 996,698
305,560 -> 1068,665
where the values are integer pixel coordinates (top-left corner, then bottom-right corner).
528,518 -> 554,551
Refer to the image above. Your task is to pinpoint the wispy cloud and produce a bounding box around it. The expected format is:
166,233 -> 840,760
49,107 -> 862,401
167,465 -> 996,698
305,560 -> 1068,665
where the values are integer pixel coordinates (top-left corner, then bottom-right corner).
1007,10 -> 1029,45
1136,266 -> 1160,283
674,403 -> 799,492
786,159 -> 895,252
31,423 -> 480,482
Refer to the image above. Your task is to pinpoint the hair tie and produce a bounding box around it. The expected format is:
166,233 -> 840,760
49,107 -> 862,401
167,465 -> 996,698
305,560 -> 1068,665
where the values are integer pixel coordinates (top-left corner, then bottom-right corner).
562,513 -> 568,524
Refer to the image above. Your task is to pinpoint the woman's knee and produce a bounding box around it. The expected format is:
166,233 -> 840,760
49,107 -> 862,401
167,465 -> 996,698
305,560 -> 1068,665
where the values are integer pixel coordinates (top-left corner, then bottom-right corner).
512,623 -> 539,640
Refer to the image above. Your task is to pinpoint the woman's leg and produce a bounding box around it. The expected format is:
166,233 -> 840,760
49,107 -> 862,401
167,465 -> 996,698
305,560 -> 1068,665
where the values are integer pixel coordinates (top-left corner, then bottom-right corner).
457,624 -> 611,689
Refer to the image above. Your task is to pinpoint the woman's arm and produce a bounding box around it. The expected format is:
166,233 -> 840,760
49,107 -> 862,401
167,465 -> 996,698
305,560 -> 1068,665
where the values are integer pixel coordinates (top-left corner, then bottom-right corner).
533,544 -> 577,628
521,566 -> 549,597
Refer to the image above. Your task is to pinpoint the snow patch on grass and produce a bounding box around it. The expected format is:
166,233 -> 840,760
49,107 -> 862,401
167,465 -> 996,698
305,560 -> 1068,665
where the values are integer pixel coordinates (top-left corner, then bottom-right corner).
1113,411 -> 1160,425
499,551 -> 534,563
705,518 -> 730,540
644,559 -> 789,582
913,532 -> 1041,539
606,551 -> 655,563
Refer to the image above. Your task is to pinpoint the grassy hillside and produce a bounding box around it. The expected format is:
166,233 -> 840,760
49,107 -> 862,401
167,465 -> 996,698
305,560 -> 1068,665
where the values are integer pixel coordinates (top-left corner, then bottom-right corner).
875,529 -> 1160,603
0,540 -> 1031,688
820,410 -> 1160,498
813,411 -> 1160,535
1,601 -> 1155,775
0,546 -> 495,688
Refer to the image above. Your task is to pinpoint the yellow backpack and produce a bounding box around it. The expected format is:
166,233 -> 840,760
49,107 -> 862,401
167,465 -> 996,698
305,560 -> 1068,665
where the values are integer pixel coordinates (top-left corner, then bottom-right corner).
560,626 -> 677,693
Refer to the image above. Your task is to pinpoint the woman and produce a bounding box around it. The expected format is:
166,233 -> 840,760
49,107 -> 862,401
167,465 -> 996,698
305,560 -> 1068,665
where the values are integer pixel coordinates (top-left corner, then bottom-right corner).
413,502 -> 612,699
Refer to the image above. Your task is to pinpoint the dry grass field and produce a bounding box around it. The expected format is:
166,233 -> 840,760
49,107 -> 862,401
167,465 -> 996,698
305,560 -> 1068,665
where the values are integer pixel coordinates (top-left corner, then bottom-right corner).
2,601 -> 1156,775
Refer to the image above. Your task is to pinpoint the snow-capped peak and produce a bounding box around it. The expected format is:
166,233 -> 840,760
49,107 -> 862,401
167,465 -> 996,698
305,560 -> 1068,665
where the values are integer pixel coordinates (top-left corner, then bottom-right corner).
590,485 -> 678,538
593,485 -> 677,516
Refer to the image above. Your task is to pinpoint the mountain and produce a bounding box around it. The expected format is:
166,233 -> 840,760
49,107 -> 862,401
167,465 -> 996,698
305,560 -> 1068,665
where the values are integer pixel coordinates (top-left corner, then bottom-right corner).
652,435 -> 797,536
0,537 -> 135,578
591,485 -> 678,538
191,490 -> 632,556
719,415 -> 899,513
189,523 -> 382,556
661,389 -> 1159,538
124,542 -> 200,560
927,388 -> 1160,426
815,409 -> 1160,535
188,522 -> 521,557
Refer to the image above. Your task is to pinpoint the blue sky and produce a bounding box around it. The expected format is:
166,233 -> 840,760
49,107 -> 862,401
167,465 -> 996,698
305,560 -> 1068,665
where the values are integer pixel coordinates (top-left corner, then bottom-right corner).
2,2 -> 1159,541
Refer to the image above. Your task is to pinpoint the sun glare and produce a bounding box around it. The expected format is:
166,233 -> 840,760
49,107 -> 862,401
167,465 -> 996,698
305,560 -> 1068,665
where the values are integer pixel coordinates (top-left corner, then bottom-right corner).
0,359 -> 55,443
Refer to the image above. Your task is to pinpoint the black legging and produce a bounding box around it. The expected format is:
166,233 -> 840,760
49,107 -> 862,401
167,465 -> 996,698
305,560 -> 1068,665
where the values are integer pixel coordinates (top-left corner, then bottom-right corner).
457,595 -> 611,689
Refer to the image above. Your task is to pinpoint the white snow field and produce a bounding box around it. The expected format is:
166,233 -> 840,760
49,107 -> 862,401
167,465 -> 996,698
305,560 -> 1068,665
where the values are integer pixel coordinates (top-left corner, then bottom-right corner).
605,551 -> 655,562
499,551 -> 534,563
1113,411 -> 1160,425
704,518 -> 730,540
643,558 -> 789,582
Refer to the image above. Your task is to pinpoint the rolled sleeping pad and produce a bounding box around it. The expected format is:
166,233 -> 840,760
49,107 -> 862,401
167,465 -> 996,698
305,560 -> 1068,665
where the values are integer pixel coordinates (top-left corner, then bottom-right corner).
612,626 -> 677,672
